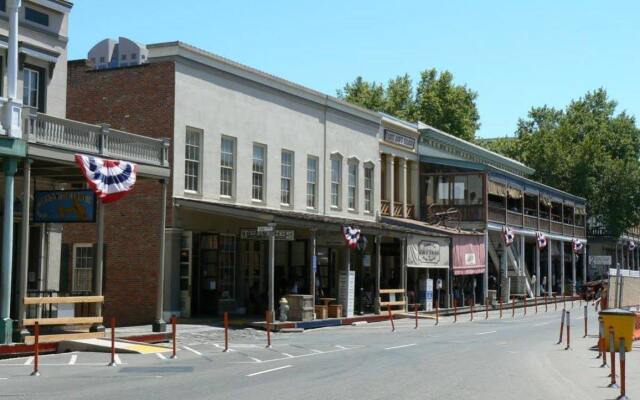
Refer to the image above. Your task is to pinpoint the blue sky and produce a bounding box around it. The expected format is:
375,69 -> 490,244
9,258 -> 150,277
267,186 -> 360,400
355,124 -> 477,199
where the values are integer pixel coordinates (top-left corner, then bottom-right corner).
68,1 -> 640,138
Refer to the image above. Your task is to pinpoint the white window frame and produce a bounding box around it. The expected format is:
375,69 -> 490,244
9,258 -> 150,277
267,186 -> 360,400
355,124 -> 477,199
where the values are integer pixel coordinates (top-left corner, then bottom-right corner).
72,243 -> 94,293
23,67 -> 40,109
347,160 -> 358,211
280,150 -> 294,206
364,163 -> 374,213
220,136 -> 236,198
330,154 -> 342,209
184,128 -> 202,193
252,143 -> 267,202
306,156 -> 318,210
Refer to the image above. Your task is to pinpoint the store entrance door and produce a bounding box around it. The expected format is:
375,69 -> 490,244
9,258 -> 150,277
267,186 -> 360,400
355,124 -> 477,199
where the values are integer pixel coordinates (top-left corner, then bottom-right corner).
193,233 -> 237,316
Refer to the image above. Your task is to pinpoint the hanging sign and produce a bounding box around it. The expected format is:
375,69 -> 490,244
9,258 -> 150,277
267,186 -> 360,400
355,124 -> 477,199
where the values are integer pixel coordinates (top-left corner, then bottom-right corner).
240,229 -> 294,241
536,232 -> 547,250
502,226 -> 515,247
572,238 -> 584,254
406,235 -> 450,269
33,190 -> 96,223
342,226 -> 361,249
75,154 -> 137,203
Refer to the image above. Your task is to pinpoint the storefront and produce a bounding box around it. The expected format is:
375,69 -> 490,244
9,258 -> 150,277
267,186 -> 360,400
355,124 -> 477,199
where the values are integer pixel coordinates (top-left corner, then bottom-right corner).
405,235 -> 450,309
451,234 -> 486,306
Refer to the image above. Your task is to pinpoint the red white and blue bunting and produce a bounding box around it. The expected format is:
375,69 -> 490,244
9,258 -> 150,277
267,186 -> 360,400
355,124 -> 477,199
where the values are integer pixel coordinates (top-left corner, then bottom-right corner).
75,154 -> 138,203
536,232 -> 547,250
342,226 -> 361,249
630,241 -> 636,251
572,238 -> 584,254
502,226 -> 515,247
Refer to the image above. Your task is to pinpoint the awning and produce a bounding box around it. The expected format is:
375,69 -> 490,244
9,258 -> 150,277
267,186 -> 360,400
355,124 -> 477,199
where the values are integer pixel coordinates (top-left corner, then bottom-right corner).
540,194 -> 552,207
488,180 -> 506,197
507,186 -> 522,199
452,235 -> 485,275
406,235 -> 449,269
575,206 -> 587,215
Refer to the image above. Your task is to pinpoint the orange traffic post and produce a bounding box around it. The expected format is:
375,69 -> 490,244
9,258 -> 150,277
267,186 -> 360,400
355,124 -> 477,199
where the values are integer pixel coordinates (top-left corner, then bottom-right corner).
511,298 -> 515,318
608,327 -> 618,388
435,302 -> 439,326
453,301 -> 457,323
571,295 -> 574,309
618,337 -> 627,400
562,295 -> 566,309
266,310 -> 272,348
470,301 -> 474,322
564,311 -> 571,350
534,296 -> 538,314
599,318 -> 607,367
223,312 -> 229,352
388,307 -> 395,332
414,303 -> 419,330
544,294 -> 548,312
554,294 -> 558,311
499,298 -> 503,319
485,297 -> 489,320
170,314 -> 177,359
557,310 -> 565,345
108,316 -> 116,367
583,305 -> 588,338
31,321 -> 40,377
523,297 -> 527,316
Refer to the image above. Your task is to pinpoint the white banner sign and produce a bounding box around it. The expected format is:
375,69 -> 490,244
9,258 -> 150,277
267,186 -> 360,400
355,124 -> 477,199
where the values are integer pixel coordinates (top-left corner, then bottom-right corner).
406,235 -> 449,269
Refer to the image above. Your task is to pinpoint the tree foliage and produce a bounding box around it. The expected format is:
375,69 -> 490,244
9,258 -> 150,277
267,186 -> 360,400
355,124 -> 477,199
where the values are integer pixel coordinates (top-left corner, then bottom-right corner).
337,69 -> 480,140
481,89 -> 640,238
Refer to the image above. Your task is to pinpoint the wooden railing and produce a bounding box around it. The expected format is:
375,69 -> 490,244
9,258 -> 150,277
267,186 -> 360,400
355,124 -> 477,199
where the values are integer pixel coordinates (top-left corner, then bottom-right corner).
23,107 -> 170,167
378,289 -> 406,315
381,200 -> 390,216
488,207 -> 506,224
393,203 -> 403,217
406,204 -> 415,219
507,211 -> 523,227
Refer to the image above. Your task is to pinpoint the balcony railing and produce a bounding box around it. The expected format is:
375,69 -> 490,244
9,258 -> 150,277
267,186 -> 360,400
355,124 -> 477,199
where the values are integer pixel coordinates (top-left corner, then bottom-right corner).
381,200 -> 390,216
393,203 -> 403,217
406,204 -> 415,219
23,107 -> 169,167
488,208 -> 586,238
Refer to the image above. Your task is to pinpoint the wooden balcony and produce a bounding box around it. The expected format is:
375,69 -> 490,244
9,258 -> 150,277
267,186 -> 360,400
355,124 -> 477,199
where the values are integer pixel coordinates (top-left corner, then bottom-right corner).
539,218 -> 550,232
563,224 -> 574,236
381,200 -> 390,216
507,211 -> 523,227
488,207 -> 505,224
524,215 -> 537,229
551,221 -> 563,234
407,204 -> 415,219
393,203 -> 403,217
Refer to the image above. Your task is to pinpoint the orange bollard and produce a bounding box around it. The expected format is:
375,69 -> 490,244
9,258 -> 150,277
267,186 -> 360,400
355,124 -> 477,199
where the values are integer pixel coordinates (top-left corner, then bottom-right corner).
554,294 -> 558,310
435,302 -> 439,326
608,327 -> 618,388
414,303 -> 419,329
564,311 -> 571,350
571,295 -> 574,309
108,316 -> 116,367
563,295 -> 566,309
470,301 -> 474,322
557,310 -> 565,344
485,297 -> 489,320
266,310 -> 272,348
388,307 -> 395,332
224,311 -> 229,352
534,296 -> 538,314
171,314 -> 177,359
583,305 -> 588,338
511,298 -> 515,318
31,321 -> 40,376
544,294 -> 548,312
619,337 -> 627,399
524,297 -> 527,316
499,298 -> 503,319
453,300 -> 458,323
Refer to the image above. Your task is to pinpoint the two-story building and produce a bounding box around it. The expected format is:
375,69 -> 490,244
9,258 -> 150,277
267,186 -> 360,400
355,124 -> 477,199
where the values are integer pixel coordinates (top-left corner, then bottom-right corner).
418,123 -> 588,305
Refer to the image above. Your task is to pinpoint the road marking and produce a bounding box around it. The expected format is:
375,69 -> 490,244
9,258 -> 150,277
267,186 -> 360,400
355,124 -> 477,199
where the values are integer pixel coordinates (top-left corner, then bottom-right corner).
534,322 -> 551,326
475,331 -> 497,336
156,353 -> 167,360
335,345 -> 347,350
309,349 -> 324,354
68,355 -> 77,365
247,365 -> 292,377
281,353 -> 294,358
114,354 -> 122,365
24,357 -> 33,365
0,377 -> 7,380
247,356 -> 262,363
384,344 -> 417,350
183,346 -> 203,356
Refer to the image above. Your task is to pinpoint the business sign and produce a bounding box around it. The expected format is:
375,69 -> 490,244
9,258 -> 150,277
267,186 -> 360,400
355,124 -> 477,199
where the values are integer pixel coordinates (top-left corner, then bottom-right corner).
406,235 -> 449,269
589,255 -> 612,266
425,279 -> 434,312
240,229 -> 294,241
33,190 -> 96,223
384,129 -> 416,150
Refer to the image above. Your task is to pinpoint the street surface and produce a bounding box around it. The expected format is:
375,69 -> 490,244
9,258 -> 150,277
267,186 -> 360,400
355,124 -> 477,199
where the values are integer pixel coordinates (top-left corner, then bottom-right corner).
1,303 -> 637,400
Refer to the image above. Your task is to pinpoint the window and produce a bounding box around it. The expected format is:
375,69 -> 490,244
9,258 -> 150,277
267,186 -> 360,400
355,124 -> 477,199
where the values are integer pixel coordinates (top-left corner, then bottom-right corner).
306,156 -> 318,209
121,54 -> 127,61
281,150 -> 293,205
72,244 -> 94,293
252,144 -> 266,201
331,157 -> 342,208
23,67 -> 39,109
184,129 -> 201,192
131,53 -> 137,60
0,0 -> 5,12
99,56 -> 105,63
347,162 -> 358,210
364,165 -> 373,213
220,137 -> 235,197
25,7 -> 49,26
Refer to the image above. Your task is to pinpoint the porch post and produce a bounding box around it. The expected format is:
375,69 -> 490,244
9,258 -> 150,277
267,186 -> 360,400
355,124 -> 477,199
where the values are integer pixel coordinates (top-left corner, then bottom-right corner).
410,161 -> 419,219
152,178 -> 168,332
547,239 -> 552,297
571,248 -> 576,296
268,222 -> 276,319
374,235 -> 381,314
91,201 -> 105,332
399,158 -> 407,218
483,231 -> 488,301
17,159 -> 30,339
310,228 -> 317,313
560,241 -> 565,296
0,159 -> 17,344
401,235 -> 407,311
519,235 -> 525,294
535,245 -> 541,297
2,0 -> 22,138
501,243 -> 508,303
582,248 -> 587,284
386,155 -> 394,214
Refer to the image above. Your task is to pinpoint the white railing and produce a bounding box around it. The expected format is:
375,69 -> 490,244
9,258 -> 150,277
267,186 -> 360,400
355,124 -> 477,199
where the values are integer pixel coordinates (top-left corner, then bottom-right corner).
22,107 -> 169,166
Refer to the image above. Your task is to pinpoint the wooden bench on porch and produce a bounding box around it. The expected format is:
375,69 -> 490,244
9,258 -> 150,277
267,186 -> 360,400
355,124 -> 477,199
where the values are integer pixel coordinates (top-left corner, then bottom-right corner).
22,296 -> 105,344
378,289 -> 407,315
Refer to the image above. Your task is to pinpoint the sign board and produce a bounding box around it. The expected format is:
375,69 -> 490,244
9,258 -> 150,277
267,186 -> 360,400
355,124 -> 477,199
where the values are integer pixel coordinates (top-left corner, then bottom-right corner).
338,270 -> 355,318
311,255 -> 317,274
589,256 -> 612,266
383,129 -> 416,150
240,229 -> 294,241
425,279 -> 434,312
406,235 -> 450,269
257,226 -> 274,233
33,190 -> 96,223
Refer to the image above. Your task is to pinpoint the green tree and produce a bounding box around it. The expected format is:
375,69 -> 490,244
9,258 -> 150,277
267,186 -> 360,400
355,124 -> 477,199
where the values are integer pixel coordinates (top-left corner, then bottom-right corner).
337,69 -> 480,140
482,89 -> 640,238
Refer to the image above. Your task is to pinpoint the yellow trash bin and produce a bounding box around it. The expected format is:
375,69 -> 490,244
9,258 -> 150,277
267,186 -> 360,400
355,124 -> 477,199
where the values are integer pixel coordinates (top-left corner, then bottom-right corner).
599,308 -> 636,352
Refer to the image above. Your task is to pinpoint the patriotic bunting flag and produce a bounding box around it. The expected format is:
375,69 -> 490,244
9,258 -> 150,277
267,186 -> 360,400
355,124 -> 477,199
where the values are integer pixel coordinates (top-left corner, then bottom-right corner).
536,232 -> 547,250
343,226 -> 361,249
630,241 -> 636,251
572,238 -> 584,254
75,154 -> 138,203
502,226 -> 515,247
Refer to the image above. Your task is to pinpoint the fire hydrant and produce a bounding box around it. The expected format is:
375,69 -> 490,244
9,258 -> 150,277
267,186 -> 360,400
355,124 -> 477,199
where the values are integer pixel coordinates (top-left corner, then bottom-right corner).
278,297 -> 289,322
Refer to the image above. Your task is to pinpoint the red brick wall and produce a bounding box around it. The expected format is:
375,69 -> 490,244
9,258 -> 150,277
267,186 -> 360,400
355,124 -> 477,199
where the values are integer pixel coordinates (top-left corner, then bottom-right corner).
65,60 -> 175,326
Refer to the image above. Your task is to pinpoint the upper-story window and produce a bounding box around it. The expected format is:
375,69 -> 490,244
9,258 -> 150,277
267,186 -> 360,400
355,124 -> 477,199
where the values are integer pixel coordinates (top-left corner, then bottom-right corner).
23,66 -> 44,112
330,155 -> 342,208
252,143 -> 266,201
347,161 -> 358,210
281,150 -> 294,205
364,165 -> 374,213
0,0 -> 5,12
25,7 -> 49,26
220,137 -> 235,197
184,128 -> 201,192
306,156 -> 318,209
121,54 -> 127,61
131,53 -> 138,60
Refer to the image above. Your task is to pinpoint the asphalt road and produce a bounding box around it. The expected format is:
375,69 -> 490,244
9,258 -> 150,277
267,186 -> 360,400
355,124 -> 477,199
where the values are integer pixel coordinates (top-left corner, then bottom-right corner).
0,303 -> 633,400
